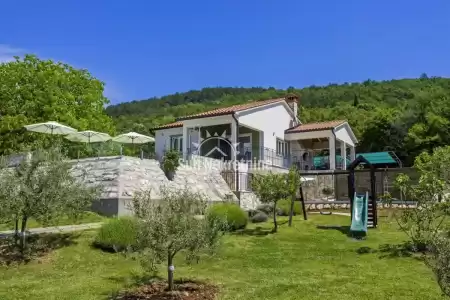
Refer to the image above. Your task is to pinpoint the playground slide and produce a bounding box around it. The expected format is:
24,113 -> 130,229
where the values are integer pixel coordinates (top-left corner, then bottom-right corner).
350,192 -> 368,237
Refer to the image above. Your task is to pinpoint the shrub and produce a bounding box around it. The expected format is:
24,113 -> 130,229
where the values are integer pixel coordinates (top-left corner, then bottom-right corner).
251,211 -> 269,223
277,199 -> 303,216
428,235 -> 450,296
207,203 -> 248,231
256,203 -> 274,214
247,209 -> 259,218
94,217 -> 138,252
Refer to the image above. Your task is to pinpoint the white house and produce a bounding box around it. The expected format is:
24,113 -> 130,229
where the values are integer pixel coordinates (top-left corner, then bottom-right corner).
152,95 -> 358,171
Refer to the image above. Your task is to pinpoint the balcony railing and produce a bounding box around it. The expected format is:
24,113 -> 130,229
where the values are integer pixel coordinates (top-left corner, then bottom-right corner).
163,146 -> 346,171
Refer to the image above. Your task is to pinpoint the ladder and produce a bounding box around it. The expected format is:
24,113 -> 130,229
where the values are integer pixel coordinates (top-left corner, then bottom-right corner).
368,200 -> 375,228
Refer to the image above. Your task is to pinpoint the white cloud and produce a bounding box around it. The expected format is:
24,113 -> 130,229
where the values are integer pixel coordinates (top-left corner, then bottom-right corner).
0,44 -> 25,63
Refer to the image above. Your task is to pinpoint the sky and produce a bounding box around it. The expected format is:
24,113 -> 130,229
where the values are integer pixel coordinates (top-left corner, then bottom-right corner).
1,0 -> 450,104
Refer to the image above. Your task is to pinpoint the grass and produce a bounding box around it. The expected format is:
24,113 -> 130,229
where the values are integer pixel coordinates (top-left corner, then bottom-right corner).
0,214 -> 445,300
0,211 -> 106,231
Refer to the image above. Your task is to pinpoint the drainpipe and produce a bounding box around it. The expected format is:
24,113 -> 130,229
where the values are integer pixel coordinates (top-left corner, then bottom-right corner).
231,113 -> 240,194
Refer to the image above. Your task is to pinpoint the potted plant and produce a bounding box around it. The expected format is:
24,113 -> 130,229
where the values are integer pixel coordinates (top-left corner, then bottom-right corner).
162,150 -> 180,180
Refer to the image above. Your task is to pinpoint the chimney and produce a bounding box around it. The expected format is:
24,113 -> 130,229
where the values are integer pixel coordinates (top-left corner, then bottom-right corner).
285,93 -> 299,123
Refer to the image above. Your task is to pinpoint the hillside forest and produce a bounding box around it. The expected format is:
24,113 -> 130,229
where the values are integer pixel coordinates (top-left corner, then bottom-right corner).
0,56 -> 449,166
107,75 -> 450,166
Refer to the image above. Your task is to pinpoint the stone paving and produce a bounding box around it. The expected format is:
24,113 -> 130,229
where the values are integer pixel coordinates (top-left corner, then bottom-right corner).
0,222 -> 103,237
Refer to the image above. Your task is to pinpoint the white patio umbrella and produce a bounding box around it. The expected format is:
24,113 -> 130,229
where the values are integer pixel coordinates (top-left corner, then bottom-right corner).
112,132 -> 155,157
112,132 -> 155,145
24,121 -> 77,135
65,130 -> 112,159
65,130 -> 111,144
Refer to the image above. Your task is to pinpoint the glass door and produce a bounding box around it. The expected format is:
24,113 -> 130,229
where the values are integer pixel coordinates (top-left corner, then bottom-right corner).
170,135 -> 183,152
238,135 -> 252,161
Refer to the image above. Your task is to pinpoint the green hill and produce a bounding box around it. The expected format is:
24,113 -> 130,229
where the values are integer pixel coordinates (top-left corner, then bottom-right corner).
106,76 -> 450,166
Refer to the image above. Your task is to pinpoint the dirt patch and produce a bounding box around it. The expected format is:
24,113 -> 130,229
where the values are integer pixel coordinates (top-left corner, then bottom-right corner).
113,280 -> 219,300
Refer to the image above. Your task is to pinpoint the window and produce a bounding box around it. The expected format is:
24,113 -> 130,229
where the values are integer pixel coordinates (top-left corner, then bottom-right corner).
276,139 -> 288,156
170,135 -> 183,152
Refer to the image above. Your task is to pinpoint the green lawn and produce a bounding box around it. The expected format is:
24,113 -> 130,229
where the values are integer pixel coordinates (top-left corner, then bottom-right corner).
0,211 -> 106,231
0,214 -> 445,300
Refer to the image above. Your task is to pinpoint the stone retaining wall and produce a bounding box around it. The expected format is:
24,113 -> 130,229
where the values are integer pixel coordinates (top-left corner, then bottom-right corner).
305,202 -> 417,211
70,156 -> 237,216
238,191 -> 261,211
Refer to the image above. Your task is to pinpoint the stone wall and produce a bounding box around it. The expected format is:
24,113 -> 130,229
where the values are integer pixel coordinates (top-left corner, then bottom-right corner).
70,156 -> 237,216
71,156 -> 122,199
172,164 -> 238,202
305,202 -> 417,211
238,191 -> 261,211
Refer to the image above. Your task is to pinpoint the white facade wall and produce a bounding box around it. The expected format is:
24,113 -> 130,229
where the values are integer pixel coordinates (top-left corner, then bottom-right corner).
154,127 -> 183,159
334,125 -> 355,147
237,102 -> 293,150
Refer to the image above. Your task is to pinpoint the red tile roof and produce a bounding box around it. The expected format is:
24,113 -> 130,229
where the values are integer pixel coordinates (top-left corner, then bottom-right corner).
153,97 -> 292,130
152,121 -> 183,130
285,120 -> 346,133
177,98 -> 285,120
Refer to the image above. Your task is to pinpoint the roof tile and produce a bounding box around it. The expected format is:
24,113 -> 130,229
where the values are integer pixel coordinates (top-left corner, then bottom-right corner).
177,98 -> 285,120
285,120 -> 346,133
152,121 -> 183,130
153,97 -> 292,130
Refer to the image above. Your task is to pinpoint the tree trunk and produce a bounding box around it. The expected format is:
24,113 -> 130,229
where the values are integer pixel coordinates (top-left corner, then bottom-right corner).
14,216 -> 19,245
168,251 -> 174,291
272,201 -> 278,233
20,216 -> 28,253
288,196 -> 295,227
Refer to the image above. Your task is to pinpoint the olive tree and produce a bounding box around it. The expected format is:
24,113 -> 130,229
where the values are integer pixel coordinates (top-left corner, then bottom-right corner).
386,146 -> 450,251
381,146 -> 450,295
252,172 -> 291,233
132,186 -> 224,291
287,166 -> 302,227
428,234 -> 450,297
0,157 -> 21,239
0,148 -> 100,251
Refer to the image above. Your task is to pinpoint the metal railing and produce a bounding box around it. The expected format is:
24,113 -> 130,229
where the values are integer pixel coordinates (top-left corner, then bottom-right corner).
4,144 -> 157,163
162,146 -> 345,171
221,171 -> 254,192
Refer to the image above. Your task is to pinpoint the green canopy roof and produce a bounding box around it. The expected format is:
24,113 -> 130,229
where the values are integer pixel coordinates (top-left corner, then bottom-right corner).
358,152 -> 397,164
313,152 -> 398,168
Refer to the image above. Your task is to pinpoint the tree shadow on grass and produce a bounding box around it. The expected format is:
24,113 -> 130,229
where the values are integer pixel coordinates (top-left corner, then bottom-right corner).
316,225 -> 351,236
232,226 -> 274,237
356,242 -> 418,259
0,232 -> 78,265
108,273 -> 165,287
